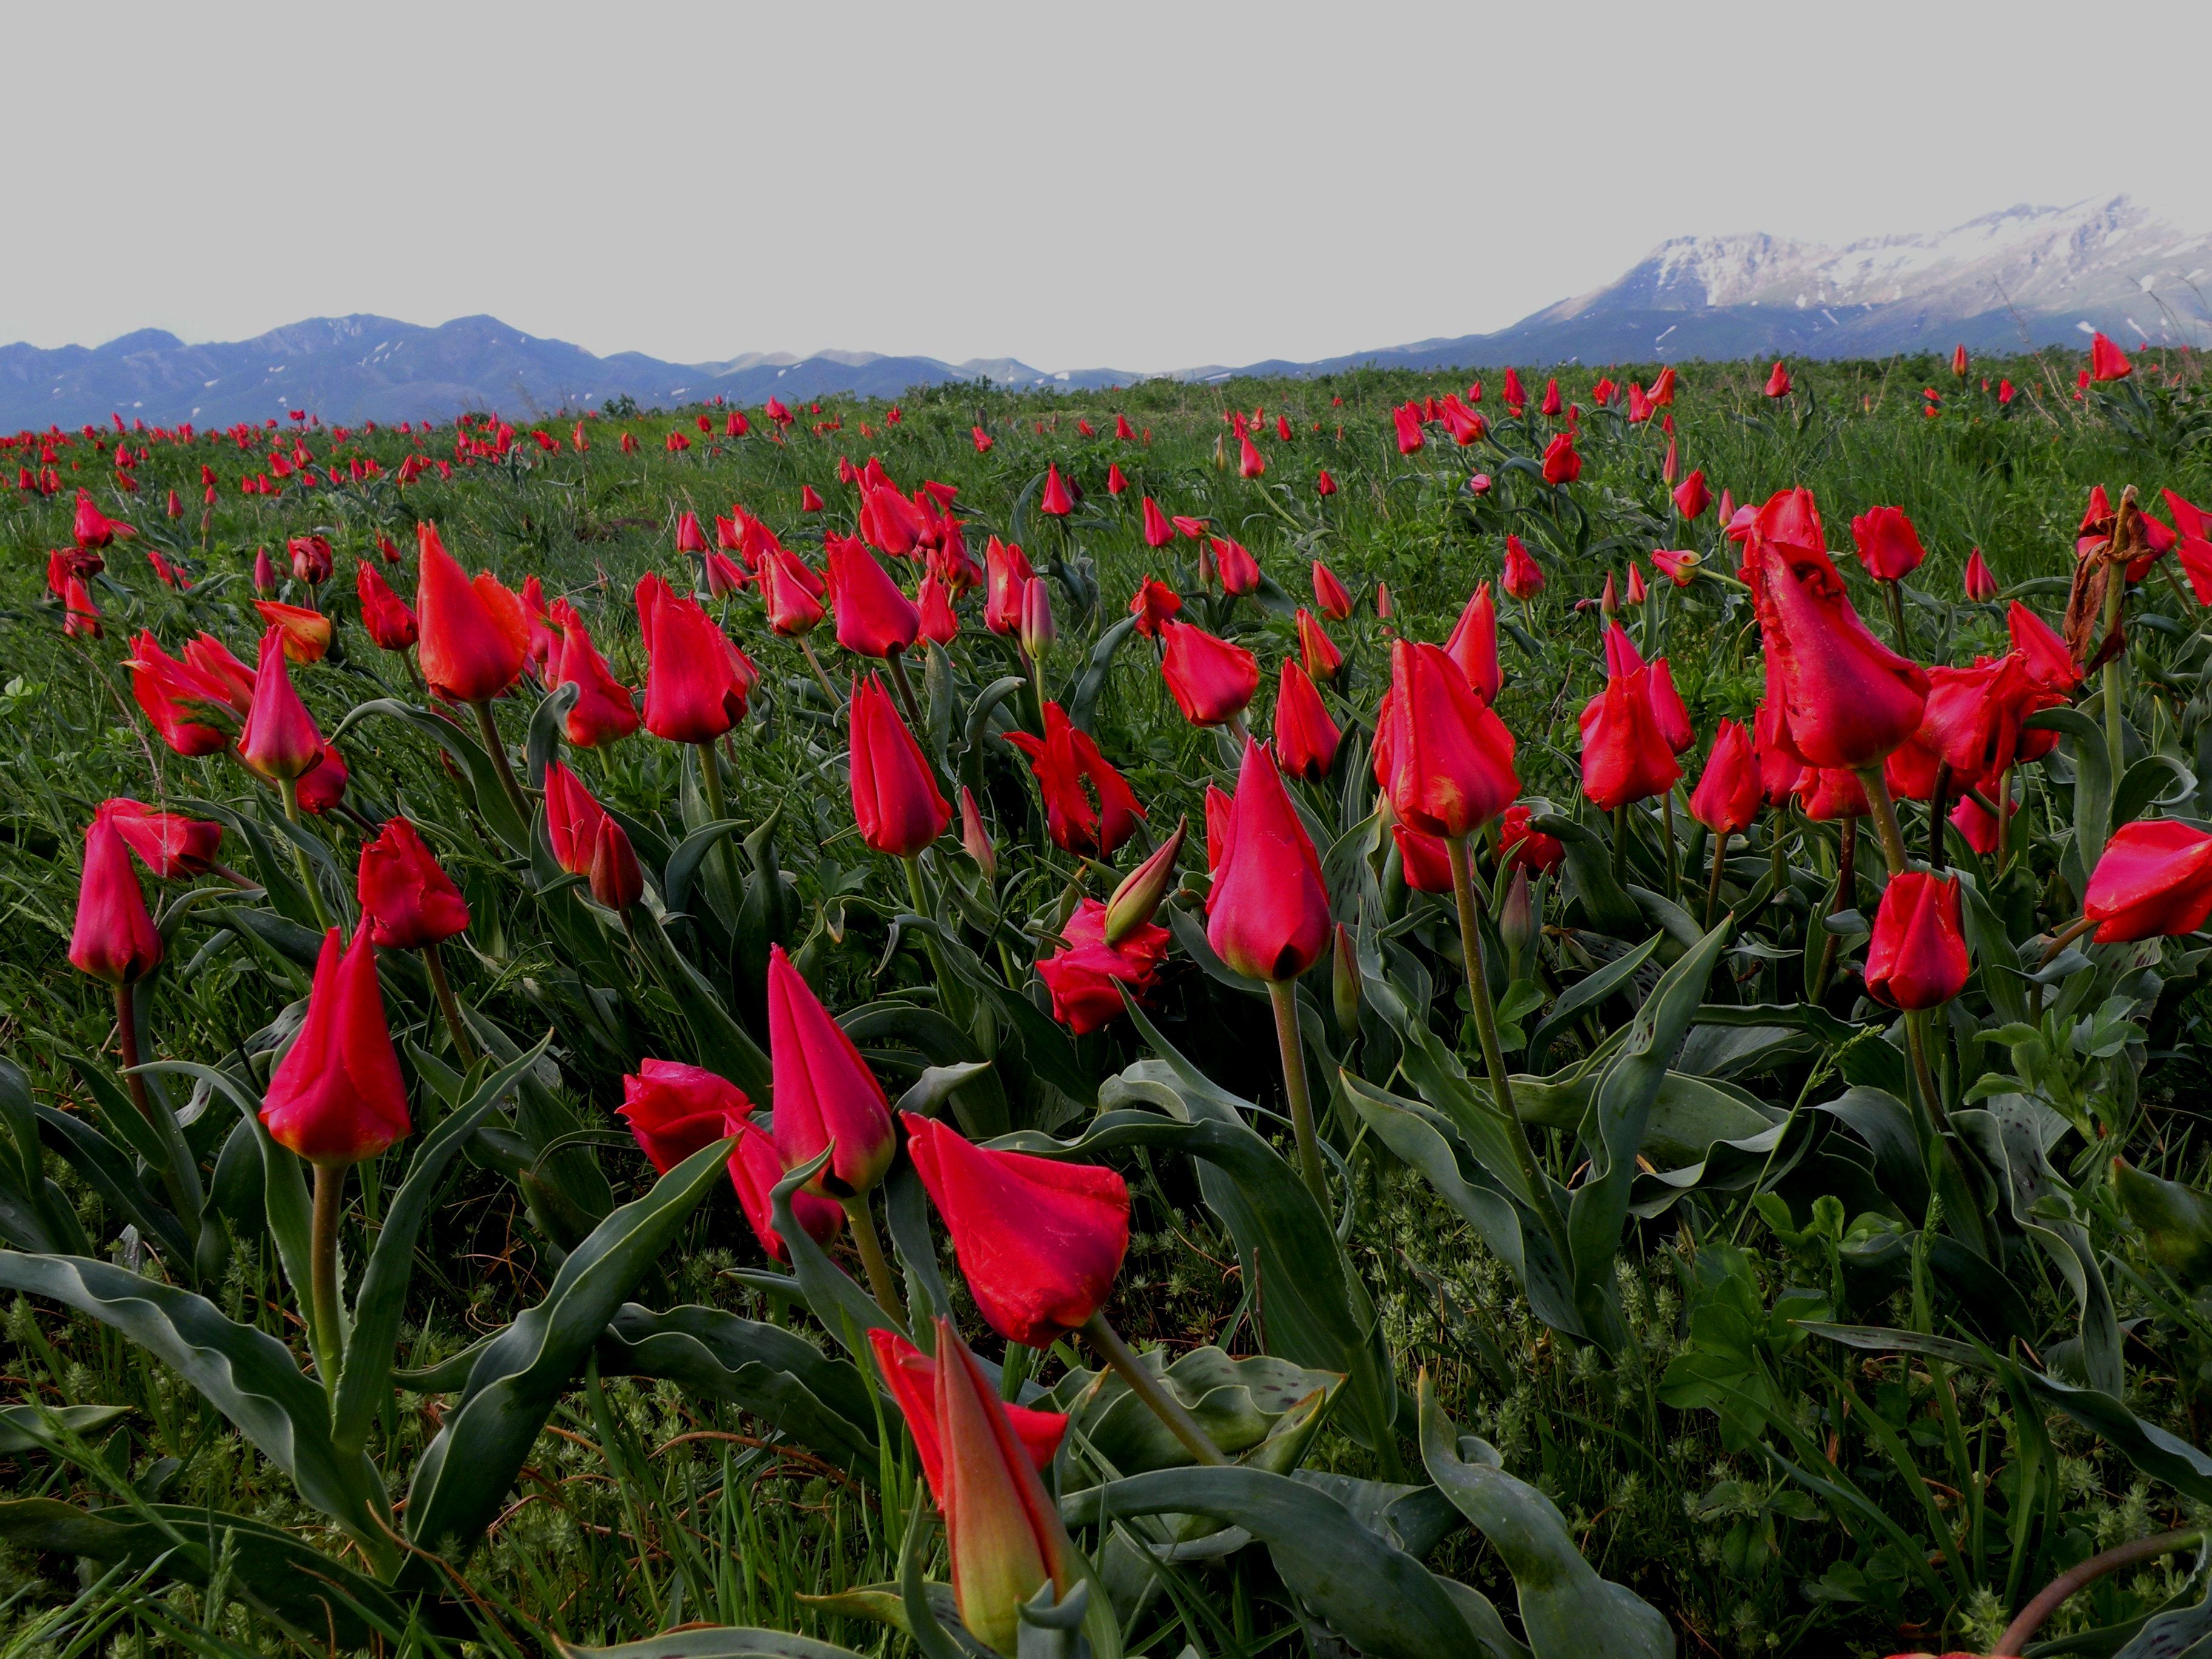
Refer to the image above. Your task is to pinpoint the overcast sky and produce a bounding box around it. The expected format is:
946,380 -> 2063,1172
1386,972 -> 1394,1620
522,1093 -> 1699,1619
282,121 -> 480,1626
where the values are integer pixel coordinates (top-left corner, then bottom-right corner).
6,2 -> 2207,372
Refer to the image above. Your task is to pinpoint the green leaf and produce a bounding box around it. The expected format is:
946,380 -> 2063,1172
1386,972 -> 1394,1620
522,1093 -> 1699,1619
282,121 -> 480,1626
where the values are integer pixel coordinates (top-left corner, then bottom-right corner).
771,1150 -> 905,1359
0,1059 -> 82,1254
1525,934 -> 1661,1070
1417,1375 -> 1674,1659
665,817 -> 748,925
1569,919 -> 1732,1350
1531,814 -> 1643,938
594,1301 -> 880,1478
2114,752 -> 2194,830
1061,1464 -> 1486,1659
0,1403 -> 130,1453
557,1632 -> 871,1659
961,675 -> 1029,791
2116,1158 -> 2212,1289
0,1253 -> 390,1560
1044,1345 -> 1344,1475
401,1134 -> 734,1574
31,1104 -> 190,1262
1067,614 -> 1140,734
332,697 -> 530,853
2027,706 -> 2112,893
333,1037 -> 549,1456
65,1050 -> 201,1236
527,681 -> 580,786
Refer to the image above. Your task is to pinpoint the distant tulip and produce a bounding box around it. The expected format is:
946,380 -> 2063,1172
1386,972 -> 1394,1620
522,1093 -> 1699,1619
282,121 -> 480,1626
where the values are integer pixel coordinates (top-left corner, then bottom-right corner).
236,626 -> 325,783
1273,659 -> 1339,782
971,425 -> 994,453
101,799 -> 222,880
69,813 -> 163,985
1503,535 -> 1545,600
1005,702 -> 1145,858
1672,469 -> 1711,520
1690,720 -> 1763,837
1238,435 -> 1265,478
2085,819 -> 2212,942
850,675 -> 951,858
1392,403 -> 1425,454
1625,564 -> 1648,606
1295,607 -> 1343,682
1040,463 -> 1074,515
414,523 -> 528,704
767,945 -> 894,1197
1159,621 -> 1260,728
2090,332 -> 2132,382
355,561 -> 418,652
357,817 -> 469,951
1127,575 -> 1182,638
1207,739 -> 1332,982
1104,462 -> 1129,496
261,925 -> 411,1167
1316,468 -> 1338,497
1141,495 -> 1174,548
1951,343 -> 1969,377
1580,646 -> 1683,813
1503,368 -> 1527,411
1850,506 -> 1927,582
1764,361 -> 1792,397
1540,432 -> 1581,485
1375,581 -> 1393,621
1311,560 -> 1352,622
287,535 -> 333,585
1540,378 -> 1562,418
1865,871 -> 1970,1010
1963,549 -> 2000,602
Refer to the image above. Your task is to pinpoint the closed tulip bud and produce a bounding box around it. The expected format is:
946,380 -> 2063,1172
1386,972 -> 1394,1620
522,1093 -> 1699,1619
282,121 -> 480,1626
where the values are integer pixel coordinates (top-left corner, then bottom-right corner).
1952,343 -> 1970,378
1375,581 -> 1393,621
253,546 -> 278,595
355,561 -> 418,651
1503,535 -> 1544,600
849,675 -> 951,857
1672,469 -> 1711,520
1212,537 -> 1261,597
357,817 -> 470,950
1652,549 -> 1700,587
1238,434 -> 1265,478
1765,361 -> 1792,398
1626,564 -> 1648,606
1689,719 -> 1763,837
905,1115 -> 1129,1348
1444,583 -> 1502,703
237,626 -> 326,782
414,523 -> 528,704
917,572 -> 959,645
1330,923 -> 1361,1041
1378,640 -> 1520,839
69,813 -> 163,984
1207,739 -> 1332,981
960,786 -> 997,880
768,945 -> 894,1196
1500,865 -> 1538,978
2085,819 -> 2212,942
1104,817 -> 1187,946
1865,871 -> 1970,1010
1392,403 -> 1426,455
1018,574 -> 1056,659
1316,468 -> 1338,497
1296,608 -> 1343,682
1040,463 -> 1074,516
1159,620 -> 1259,728
543,760 -> 611,879
548,599 -> 640,746
1273,658 -> 1339,782
2090,332 -> 2132,382
588,817 -> 644,911
827,538 -> 921,660
640,575 -> 748,743
1963,548 -> 2000,602
1312,560 -> 1352,622
1849,505 -> 1927,582
1140,495 -> 1174,549
261,925 -> 411,1165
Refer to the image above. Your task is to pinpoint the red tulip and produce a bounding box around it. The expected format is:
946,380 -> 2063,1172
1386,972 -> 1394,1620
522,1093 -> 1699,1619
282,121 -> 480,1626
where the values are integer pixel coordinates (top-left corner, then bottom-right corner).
1295,608 -> 1342,682
355,561 -> 418,652
414,523 -> 528,704
1580,652 -> 1682,814
868,1326 -> 1066,1490
984,537 -> 1034,636
129,631 -> 242,757
1499,802 -> 1564,874
1036,896 -> 1169,1034
357,817 -> 469,950
873,1320 -> 1077,1655
1238,435 -> 1265,478
1311,561 -> 1352,622
703,550 -> 748,598
1865,872 -> 1970,1010
1917,654 -> 2061,786
1963,549 -> 2000,602
1742,489 -> 1928,770
1159,621 -> 1259,728
2007,601 -> 2079,689
2090,332 -> 2132,382
1316,469 -> 1338,497
253,600 -> 333,664
767,945 -> 894,1196
1005,702 -> 1145,858
1652,549 -> 1700,587
1019,575 -> 1056,660
236,626 -> 326,783
827,538 -> 920,660
260,925 -> 411,1167
1273,659 -> 1339,782
1040,463 -> 1074,516
799,483 -> 825,513
1503,535 -> 1545,600
2085,819 -> 2212,942
287,535 -> 334,585
588,816 -> 643,911
548,599 -> 640,746
1105,463 -> 1128,496
1392,403 -> 1425,455
1444,583 -> 1501,703
640,575 -> 748,744
1208,739 -> 1331,981
544,760 -> 609,876
101,799 -> 221,879
1672,469 -> 1711,520
1625,564 -> 1648,606
917,573 -> 959,645
1764,361 -> 1792,398
1501,368 -> 1527,412
762,549 -> 827,637
69,813 -> 163,984
1212,537 -> 1260,597
1140,496 -> 1174,549
73,491 -> 133,551
1849,506 -> 1927,582
1689,719 -> 1762,836
850,675 -> 951,857
619,1060 -> 840,1259
1375,640 -> 1519,839
1949,792 -> 2000,856
1540,432 -> 1581,485
1392,824 -> 1458,893
1128,576 -> 1182,638
295,742 -> 349,816
1951,343 -> 1969,377
905,1113 -> 1129,1347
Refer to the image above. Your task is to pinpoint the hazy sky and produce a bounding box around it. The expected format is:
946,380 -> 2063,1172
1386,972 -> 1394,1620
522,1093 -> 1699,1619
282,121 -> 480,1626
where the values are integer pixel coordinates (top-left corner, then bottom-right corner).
7,2 -> 2207,371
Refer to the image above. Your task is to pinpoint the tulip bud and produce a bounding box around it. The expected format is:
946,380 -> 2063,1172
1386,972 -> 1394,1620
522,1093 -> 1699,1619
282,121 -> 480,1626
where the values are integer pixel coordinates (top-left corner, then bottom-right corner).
1330,922 -> 1361,1042
1500,866 -> 1538,980
1104,818 -> 1186,946
1375,581 -> 1393,622
253,546 -> 276,595
959,786 -> 997,880
589,817 -> 644,911
1019,575 -> 1056,660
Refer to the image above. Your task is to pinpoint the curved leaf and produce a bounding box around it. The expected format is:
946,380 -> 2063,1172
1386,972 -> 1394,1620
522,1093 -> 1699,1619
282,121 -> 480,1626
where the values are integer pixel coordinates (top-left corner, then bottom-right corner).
333,697 -> 529,852
557,1630 -> 870,1659
1526,933 -> 1661,1070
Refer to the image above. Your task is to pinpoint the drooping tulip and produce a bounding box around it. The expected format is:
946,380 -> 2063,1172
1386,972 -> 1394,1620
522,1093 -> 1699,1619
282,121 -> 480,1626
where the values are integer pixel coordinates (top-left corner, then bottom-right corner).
1849,506 -> 1927,582
1963,548 -> 2000,602
1864,871 -> 1970,1010
1159,621 -> 1259,728
129,632 -> 241,757
295,742 -> 349,816
355,561 -> 418,651
1207,739 -> 1331,982
1375,640 -> 1520,840
2008,602 -> 2079,690
1037,896 -> 1170,1034
357,817 -> 470,951
2084,819 -> 2212,942
1951,792 -> 2000,856
1005,702 -> 1145,859
547,599 -> 640,746
101,799 -> 221,879
260,925 -> 411,1166
1392,823 -> 1458,893
1273,658 -> 1340,782
1742,488 -> 1928,770
253,600 -> 333,664
1689,719 -> 1762,837
69,813 -> 164,984
1444,583 -> 1501,703
850,675 -> 951,857
766,945 -> 894,1197
414,523 -> 528,704
236,625 -> 326,783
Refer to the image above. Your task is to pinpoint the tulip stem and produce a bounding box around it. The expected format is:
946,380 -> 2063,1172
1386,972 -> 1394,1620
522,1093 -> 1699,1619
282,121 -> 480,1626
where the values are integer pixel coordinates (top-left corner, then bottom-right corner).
112,983 -> 195,1225
1662,790 -> 1680,902
1854,766 -> 1911,878
903,854 -> 967,1025
1081,1311 -> 1228,1466
1882,578 -> 1910,657
1927,763 -> 1954,871
1703,832 -> 1730,929
799,637 -> 845,714
696,744 -> 745,910
1996,765 -> 2014,873
1266,979 -> 1328,1207
276,775 -> 333,931
1611,804 -> 1629,883
1448,835 -> 1548,1213
310,1162 -> 348,1384
885,646 -> 925,730
470,700 -> 534,826
1905,1008 -> 1948,1133
840,1193 -> 907,1327
2100,561 -> 2128,774
422,940 -> 477,1064
1807,819 -> 1855,1006
2039,913 -> 2099,968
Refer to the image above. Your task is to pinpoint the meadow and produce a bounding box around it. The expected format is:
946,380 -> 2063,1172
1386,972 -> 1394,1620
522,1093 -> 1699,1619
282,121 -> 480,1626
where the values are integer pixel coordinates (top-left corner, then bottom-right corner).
2,344 -> 2211,1659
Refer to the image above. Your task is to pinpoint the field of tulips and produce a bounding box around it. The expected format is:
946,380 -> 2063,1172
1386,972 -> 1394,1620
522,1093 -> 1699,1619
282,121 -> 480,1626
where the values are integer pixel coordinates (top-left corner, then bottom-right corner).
6,341 -> 2212,1659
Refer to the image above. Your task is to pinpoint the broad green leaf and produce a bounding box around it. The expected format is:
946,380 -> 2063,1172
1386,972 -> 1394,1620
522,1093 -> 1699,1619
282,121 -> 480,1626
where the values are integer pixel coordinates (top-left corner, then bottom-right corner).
526,680 -> 580,786
1418,1375 -> 1675,1659
664,816 -> 748,927
2116,1158 -> 2212,1289
1045,1346 -> 1344,1475
1525,933 -> 1660,1070
31,1104 -> 191,1263
2027,706 -> 2111,893
401,1134 -> 733,1572
0,1403 -> 130,1453
1531,813 -> 1642,938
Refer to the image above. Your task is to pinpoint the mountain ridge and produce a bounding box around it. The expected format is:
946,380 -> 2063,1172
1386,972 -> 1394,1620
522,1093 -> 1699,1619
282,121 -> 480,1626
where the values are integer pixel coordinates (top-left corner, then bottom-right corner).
7,195 -> 2204,428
